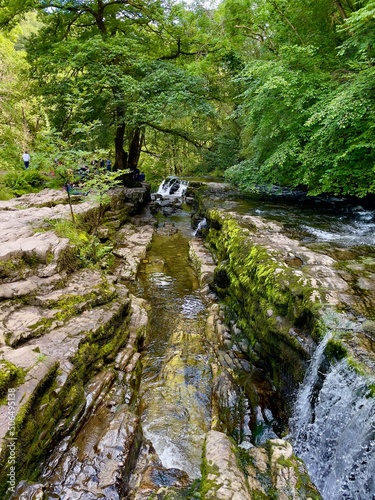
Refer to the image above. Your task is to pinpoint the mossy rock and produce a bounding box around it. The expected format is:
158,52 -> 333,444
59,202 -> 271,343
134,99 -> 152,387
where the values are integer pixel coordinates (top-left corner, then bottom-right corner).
0,361 -> 25,399
324,338 -> 348,362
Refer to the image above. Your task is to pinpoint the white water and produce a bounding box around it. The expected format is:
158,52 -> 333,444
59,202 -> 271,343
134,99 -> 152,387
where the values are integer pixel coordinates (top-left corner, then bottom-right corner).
291,333 -> 375,499
156,177 -> 189,197
194,217 -> 207,236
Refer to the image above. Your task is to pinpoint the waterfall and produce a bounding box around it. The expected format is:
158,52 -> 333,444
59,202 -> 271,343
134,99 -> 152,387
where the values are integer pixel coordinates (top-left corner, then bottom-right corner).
194,218 -> 207,236
156,177 -> 189,197
291,332 -> 375,499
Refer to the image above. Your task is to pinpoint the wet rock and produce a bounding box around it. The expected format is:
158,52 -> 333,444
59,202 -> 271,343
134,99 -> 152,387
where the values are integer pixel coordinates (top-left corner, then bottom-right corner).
157,223 -> 178,236
128,440 -> 163,498
189,239 -> 216,286
211,369 -> 243,437
245,439 -> 321,499
35,409 -> 141,499
115,296 -> 148,371
133,465 -> 190,498
10,481 -> 46,500
114,224 -> 154,281
202,430 -> 250,499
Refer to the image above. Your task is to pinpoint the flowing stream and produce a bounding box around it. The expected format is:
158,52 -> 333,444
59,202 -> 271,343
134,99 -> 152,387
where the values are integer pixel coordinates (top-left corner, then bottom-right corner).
132,185 -> 375,498
131,214 -> 212,481
291,331 -> 375,499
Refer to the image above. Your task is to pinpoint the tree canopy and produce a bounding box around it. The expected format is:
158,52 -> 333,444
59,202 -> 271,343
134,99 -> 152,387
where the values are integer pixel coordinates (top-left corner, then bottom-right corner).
221,0 -> 375,197
0,0 -> 374,196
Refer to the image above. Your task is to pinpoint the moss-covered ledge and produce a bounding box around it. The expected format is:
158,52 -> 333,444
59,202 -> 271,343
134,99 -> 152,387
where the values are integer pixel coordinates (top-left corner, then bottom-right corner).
203,209 -> 360,398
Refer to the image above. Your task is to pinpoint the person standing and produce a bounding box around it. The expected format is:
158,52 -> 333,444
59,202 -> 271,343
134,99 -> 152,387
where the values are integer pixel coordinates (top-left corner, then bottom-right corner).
22,151 -> 30,169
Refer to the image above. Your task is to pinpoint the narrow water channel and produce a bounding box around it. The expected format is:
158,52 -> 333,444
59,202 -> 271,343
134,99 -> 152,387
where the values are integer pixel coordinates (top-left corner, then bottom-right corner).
133,220 -> 212,479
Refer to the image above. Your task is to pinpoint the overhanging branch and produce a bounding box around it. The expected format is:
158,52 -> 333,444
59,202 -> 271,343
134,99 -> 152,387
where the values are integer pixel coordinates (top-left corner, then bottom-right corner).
142,121 -> 207,148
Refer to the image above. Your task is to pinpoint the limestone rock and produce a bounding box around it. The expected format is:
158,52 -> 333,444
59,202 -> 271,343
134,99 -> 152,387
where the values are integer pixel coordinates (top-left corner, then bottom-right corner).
245,439 -> 321,499
202,430 -> 250,499
0,186 -> 152,498
114,224 -> 154,281
189,239 -> 216,286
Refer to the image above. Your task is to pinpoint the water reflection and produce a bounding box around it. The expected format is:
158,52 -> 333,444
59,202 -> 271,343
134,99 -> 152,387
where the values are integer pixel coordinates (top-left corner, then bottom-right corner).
181,295 -> 206,318
134,230 -> 211,479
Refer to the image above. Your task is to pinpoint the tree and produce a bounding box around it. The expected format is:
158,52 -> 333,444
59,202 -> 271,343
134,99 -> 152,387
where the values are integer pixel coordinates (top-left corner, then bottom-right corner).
1,0 -> 223,184
0,29 -> 33,168
220,0 -> 375,197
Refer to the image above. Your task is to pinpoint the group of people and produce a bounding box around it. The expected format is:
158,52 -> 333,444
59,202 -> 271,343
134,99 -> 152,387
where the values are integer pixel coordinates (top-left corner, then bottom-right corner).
133,168 -> 145,181
22,151 -> 146,183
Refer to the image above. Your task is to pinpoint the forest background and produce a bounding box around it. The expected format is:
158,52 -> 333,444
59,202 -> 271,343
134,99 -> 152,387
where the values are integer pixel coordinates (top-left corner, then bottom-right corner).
0,0 -> 374,199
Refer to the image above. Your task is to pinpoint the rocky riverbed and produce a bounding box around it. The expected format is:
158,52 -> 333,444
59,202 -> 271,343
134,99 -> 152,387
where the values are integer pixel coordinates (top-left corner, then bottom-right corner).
0,182 -> 373,499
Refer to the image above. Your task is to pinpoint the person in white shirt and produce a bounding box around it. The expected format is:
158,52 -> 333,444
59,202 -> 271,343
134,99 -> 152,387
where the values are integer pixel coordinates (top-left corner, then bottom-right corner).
22,151 -> 30,169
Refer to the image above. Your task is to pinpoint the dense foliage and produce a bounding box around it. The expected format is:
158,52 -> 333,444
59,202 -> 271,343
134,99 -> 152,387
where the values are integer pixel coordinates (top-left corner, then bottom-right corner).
0,0 -> 374,196
221,0 -> 375,197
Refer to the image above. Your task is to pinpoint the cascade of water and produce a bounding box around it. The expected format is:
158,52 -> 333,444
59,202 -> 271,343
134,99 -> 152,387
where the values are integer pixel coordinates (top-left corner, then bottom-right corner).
156,177 -> 189,197
194,217 -> 207,236
291,333 -> 375,499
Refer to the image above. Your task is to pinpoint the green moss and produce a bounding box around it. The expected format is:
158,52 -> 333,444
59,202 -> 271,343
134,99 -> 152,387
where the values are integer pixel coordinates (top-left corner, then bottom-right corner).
0,360 -> 25,399
366,383 -> 375,398
347,357 -> 368,376
41,218 -> 100,270
0,259 -> 24,280
294,456 -> 322,499
200,440 -> 223,498
324,338 -> 348,362
29,280 -> 117,338
235,446 -> 254,476
276,456 -> 294,468
1,372 -> 84,491
28,316 -> 56,337
21,251 -> 41,268
205,209 -> 326,393
0,362 -> 60,494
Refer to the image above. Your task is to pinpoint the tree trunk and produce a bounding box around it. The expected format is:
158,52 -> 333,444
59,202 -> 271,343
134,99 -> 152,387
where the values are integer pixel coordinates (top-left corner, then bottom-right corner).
114,105 -> 128,172
335,0 -> 348,20
128,127 -> 144,172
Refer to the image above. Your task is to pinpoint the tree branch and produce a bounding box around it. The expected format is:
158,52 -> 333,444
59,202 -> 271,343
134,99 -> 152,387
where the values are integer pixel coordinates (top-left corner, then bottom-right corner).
142,121 -> 206,148
269,0 -> 305,45
159,37 -> 219,60
334,0 -> 348,20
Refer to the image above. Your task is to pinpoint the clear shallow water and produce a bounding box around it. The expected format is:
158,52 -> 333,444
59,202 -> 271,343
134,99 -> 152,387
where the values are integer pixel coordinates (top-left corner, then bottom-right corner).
210,195 -> 375,248
134,231 -> 212,479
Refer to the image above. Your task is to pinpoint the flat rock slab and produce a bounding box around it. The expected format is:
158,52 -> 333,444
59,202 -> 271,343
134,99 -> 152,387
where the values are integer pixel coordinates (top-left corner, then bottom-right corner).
0,269 -> 120,346
0,188 -> 101,285
0,188 -> 72,210
114,224 -> 154,281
